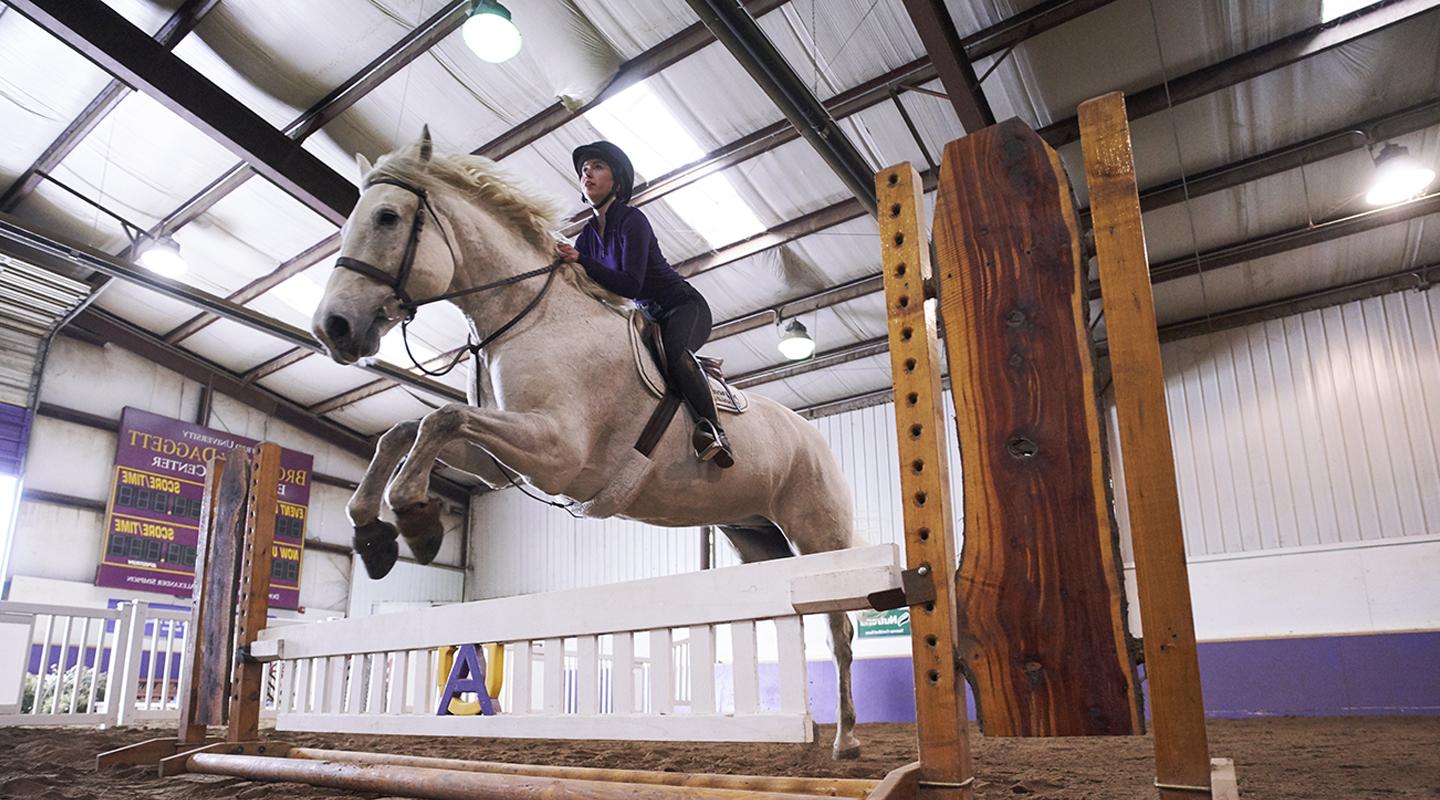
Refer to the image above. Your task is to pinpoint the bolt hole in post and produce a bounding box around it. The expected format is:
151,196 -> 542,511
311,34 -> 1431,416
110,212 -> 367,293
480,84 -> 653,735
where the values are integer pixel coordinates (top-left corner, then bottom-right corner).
890,202 -> 902,217
1005,309 -> 1026,327
906,392 -> 919,406
888,172 -> 898,186
909,424 -> 923,439
898,295 -> 910,308
900,326 -> 913,341
911,458 -> 924,473
917,526 -> 930,541
914,491 -> 927,507
1006,435 -> 1039,459
893,232 -> 905,247
896,262 -> 907,277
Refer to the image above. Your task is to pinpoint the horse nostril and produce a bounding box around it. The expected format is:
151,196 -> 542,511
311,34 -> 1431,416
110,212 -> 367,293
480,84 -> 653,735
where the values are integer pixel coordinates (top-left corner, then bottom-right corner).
323,314 -> 352,346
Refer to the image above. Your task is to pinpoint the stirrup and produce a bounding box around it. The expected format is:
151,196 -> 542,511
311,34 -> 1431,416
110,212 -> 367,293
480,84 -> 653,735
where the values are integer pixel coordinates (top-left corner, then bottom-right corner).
692,419 -> 734,469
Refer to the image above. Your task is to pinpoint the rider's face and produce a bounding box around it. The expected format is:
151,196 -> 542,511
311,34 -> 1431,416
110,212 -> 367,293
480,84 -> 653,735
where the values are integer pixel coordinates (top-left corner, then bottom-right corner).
581,159 -> 614,204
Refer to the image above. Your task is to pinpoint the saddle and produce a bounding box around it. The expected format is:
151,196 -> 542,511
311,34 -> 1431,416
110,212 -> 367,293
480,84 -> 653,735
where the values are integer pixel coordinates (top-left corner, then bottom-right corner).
628,311 -> 748,414
627,310 -> 746,459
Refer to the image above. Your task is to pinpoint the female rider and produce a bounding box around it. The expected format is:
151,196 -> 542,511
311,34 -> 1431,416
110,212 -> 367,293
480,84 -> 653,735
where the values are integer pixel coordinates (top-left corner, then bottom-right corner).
555,141 -> 735,469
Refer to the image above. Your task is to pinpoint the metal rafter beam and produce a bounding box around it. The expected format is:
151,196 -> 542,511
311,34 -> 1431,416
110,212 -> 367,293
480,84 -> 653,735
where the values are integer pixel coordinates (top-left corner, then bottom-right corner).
684,0 -> 878,214
308,346 -> 470,415
0,211 -> 465,404
561,0 -> 1117,233
675,169 -> 938,279
69,308 -> 471,505
164,233 -> 341,343
1152,261 -> 1440,344
1136,191 -> 1440,290
797,263 -> 1440,420
732,336 -> 888,388
900,0 -> 995,131
475,0 -> 789,162
0,0 -> 221,213
707,97 -> 1440,348
154,1 -> 471,236
9,0 -> 358,224
1039,0 -> 1440,147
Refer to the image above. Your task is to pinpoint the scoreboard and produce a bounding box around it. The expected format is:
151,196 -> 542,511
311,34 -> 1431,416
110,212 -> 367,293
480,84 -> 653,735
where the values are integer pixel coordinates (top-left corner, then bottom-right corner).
95,408 -> 313,609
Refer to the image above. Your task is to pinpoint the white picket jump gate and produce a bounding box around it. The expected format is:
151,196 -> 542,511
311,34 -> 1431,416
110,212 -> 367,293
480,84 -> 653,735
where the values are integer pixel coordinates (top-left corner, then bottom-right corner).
251,544 -> 903,743
0,600 -> 189,728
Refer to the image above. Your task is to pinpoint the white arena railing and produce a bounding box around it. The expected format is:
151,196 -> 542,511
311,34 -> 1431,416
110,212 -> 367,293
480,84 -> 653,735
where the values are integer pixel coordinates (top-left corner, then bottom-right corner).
0,544 -> 900,738
0,600 -> 188,728
250,544 -> 903,743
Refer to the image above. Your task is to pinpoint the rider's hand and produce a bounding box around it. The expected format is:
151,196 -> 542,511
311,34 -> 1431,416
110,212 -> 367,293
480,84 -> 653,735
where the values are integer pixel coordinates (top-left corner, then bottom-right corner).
555,242 -> 580,263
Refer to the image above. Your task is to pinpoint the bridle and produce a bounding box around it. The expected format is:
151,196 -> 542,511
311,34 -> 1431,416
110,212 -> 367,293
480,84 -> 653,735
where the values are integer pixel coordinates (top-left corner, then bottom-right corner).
332,176 -> 561,376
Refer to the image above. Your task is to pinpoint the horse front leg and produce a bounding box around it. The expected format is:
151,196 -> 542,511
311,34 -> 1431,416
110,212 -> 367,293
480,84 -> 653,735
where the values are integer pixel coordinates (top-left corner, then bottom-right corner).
347,419 -> 419,580
385,403 -> 571,564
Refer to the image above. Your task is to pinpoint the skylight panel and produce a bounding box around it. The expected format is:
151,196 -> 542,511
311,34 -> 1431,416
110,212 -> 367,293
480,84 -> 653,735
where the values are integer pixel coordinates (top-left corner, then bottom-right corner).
271,273 -> 325,316
586,82 -> 765,247
665,173 -> 767,248
1322,0 -> 1376,21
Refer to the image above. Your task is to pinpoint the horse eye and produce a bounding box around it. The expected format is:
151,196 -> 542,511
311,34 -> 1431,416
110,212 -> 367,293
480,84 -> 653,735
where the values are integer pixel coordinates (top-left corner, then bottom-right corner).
377,209 -> 400,226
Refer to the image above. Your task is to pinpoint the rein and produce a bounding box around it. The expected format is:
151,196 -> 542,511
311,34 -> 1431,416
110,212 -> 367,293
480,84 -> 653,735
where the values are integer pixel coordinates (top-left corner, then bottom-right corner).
333,175 -> 562,376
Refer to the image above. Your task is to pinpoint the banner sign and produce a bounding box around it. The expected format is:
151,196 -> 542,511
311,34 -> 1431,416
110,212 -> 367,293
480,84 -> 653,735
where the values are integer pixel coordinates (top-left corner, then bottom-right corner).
856,607 -> 911,638
94,407 -> 312,609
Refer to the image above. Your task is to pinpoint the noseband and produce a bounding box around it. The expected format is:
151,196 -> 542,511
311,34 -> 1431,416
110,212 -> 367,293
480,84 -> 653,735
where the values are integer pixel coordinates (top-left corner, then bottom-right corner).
331,175 -> 561,376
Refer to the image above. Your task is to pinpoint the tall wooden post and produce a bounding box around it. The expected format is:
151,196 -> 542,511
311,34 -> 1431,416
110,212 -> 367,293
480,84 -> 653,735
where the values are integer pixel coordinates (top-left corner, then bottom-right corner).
1079,92 -> 1219,799
877,163 -> 973,800
229,442 -> 281,741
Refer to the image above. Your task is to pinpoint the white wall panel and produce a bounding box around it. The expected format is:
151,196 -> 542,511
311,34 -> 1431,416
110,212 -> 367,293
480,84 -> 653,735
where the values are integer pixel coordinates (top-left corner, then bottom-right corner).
347,557 -> 463,617
1150,286 -> 1440,558
22,417 -> 115,502
468,489 -> 701,600
8,500 -> 104,584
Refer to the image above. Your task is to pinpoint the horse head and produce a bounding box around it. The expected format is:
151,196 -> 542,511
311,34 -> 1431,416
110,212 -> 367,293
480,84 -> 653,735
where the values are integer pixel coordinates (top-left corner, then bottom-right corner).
312,128 -> 460,364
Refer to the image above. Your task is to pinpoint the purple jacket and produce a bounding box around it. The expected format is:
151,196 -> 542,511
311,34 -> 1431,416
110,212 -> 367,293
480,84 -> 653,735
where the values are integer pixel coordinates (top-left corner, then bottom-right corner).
575,202 -> 690,312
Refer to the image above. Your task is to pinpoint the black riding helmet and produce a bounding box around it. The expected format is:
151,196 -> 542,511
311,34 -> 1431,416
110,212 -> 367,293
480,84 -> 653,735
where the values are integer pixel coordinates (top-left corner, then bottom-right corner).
572,141 -> 635,207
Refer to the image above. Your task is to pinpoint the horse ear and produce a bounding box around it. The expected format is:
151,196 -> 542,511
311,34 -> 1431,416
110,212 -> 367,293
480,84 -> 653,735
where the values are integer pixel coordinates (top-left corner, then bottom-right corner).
354,152 -> 373,179
419,125 -> 433,162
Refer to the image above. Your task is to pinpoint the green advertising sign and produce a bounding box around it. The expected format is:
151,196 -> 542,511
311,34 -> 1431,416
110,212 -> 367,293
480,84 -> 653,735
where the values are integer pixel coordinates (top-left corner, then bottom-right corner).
856,608 -> 911,638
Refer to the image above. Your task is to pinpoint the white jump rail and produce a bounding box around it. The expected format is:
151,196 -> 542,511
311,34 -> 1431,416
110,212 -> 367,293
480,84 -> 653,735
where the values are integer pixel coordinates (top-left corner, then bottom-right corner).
251,543 -> 903,743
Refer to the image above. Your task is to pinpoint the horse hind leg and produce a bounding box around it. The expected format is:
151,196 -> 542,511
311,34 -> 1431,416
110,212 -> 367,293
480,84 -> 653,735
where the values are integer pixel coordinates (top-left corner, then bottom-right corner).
718,517 -> 862,761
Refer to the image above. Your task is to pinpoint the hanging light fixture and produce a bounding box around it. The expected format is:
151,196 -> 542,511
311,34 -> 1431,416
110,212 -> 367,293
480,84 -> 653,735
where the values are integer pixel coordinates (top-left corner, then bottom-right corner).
136,235 -> 187,278
777,319 -> 816,361
463,0 -> 522,63
1365,143 -> 1436,206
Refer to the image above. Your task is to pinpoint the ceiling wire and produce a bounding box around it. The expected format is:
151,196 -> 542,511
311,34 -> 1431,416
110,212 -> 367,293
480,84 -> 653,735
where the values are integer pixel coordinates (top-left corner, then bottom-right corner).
393,0 -> 428,143
1146,0 -> 1215,332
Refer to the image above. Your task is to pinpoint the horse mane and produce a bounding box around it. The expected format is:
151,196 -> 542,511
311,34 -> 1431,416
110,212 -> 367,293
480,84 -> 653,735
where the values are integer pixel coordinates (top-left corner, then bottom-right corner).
367,142 -> 633,311
367,144 -> 559,252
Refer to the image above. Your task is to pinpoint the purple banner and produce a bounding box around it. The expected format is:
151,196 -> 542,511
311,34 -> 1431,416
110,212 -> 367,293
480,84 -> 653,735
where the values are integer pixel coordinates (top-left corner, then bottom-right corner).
94,407 -> 313,609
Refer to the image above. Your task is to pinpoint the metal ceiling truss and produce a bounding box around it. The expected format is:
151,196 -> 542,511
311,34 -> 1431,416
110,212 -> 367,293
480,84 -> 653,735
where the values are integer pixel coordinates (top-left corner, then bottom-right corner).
802,260 -> 1440,420
899,0 -> 995,132
8,0 -> 359,224
67,308 -> 470,505
13,0 -> 1434,422
0,212 -> 466,405
0,0 -> 221,213
684,0 -> 878,214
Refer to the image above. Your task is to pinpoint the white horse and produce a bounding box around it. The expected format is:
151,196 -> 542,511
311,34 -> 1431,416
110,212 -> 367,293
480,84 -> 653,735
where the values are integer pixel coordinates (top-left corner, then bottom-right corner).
311,131 -> 865,758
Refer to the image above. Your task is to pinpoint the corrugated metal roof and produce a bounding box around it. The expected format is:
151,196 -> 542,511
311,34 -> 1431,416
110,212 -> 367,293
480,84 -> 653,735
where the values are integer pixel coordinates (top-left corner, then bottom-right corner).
0,0 -> 1436,437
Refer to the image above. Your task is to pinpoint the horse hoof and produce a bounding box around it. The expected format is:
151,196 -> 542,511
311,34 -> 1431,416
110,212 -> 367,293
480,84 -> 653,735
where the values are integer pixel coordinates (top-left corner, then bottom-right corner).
832,745 -> 862,761
395,498 -> 444,565
353,519 -> 400,580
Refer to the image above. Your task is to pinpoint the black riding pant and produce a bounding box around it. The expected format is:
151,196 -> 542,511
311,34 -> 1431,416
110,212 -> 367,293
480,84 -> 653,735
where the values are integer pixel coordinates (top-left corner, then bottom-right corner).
653,287 -> 720,429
